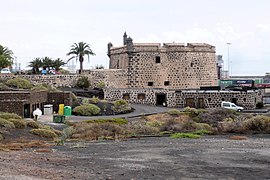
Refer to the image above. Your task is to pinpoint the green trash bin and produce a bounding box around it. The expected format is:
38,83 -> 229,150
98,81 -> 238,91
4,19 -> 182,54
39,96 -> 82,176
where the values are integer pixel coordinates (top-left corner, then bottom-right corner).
53,115 -> 65,123
64,106 -> 72,116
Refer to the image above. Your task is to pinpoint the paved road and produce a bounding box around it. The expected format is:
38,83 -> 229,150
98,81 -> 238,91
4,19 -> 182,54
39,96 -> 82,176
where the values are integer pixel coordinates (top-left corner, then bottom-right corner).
39,104 -> 174,124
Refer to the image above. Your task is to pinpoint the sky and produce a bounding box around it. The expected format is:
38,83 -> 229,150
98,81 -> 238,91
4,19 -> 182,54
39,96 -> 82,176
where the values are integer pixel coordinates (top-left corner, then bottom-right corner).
0,0 -> 270,75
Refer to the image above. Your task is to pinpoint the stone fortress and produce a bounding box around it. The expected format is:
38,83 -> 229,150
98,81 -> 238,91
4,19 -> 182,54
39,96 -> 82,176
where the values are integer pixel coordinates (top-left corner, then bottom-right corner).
0,32 -> 262,111
103,32 -> 261,109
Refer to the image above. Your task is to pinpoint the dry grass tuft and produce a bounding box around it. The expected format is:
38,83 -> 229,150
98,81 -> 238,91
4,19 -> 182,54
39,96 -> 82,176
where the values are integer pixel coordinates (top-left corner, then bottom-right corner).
30,129 -> 58,138
6,119 -> 26,129
0,140 -> 51,151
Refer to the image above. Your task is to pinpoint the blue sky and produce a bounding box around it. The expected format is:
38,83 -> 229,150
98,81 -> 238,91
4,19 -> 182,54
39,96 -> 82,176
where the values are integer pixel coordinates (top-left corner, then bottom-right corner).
1,0 -> 269,75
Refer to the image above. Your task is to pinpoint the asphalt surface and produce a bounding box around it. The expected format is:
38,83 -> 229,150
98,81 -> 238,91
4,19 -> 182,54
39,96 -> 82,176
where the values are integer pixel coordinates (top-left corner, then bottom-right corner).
39,104 -> 173,124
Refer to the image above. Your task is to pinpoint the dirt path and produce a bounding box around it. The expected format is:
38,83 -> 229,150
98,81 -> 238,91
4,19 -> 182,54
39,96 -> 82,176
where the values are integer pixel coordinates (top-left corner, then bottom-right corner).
0,135 -> 270,179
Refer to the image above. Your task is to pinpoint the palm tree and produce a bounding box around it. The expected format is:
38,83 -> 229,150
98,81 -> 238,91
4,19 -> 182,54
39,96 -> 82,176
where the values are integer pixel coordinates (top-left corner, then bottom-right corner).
52,58 -> 66,71
28,58 -> 42,74
0,44 -> 13,69
42,57 -> 53,70
67,42 -> 95,74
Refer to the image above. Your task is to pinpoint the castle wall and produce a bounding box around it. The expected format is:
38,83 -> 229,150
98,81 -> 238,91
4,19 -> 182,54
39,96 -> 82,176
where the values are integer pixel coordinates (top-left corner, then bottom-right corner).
109,42 -> 218,90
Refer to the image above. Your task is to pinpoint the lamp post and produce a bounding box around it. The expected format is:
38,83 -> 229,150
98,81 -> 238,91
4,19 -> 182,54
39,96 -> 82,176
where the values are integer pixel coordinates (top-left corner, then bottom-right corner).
226,43 -> 231,77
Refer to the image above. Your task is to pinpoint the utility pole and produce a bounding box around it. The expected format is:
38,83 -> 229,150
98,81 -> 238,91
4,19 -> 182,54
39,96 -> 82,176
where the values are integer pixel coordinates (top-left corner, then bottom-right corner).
226,43 -> 231,77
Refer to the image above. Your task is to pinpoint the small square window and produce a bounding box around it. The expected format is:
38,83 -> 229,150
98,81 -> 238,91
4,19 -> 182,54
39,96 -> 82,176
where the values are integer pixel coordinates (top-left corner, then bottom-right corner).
123,93 -> 130,100
148,82 -> 154,86
137,93 -> 146,100
155,56 -> 161,63
164,81 -> 170,86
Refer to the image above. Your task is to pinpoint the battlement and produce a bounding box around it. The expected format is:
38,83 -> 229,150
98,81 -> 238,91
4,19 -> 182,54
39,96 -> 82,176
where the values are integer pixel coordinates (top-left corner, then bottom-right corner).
109,41 -> 215,55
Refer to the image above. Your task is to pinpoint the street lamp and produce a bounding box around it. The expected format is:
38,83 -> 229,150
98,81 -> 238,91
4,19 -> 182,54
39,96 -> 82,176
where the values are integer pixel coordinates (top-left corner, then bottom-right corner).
226,43 -> 231,77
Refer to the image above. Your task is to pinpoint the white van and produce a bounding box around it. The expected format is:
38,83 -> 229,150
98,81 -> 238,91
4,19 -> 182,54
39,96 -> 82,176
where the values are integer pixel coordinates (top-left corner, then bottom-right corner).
221,101 -> 244,112
0,68 -> 11,74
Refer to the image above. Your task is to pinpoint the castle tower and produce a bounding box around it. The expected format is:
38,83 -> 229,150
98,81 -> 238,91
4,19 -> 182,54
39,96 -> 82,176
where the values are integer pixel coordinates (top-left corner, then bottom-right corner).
123,32 -> 127,45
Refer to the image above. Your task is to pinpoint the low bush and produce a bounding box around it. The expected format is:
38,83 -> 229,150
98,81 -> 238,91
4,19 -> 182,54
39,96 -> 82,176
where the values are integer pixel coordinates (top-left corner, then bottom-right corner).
192,129 -> 211,135
198,108 -> 238,127
256,101 -> 264,109
127,119 -> 159,135
146,120 -> 165,128
167,109 -> 181,116
73,104 -> 101,116
193,123 -> 213,132
0,112 -> 22,120
30,129 -> 58,138
6,77 -> 33,89
76,76 -> 90,88
31,84 -> 48,91
97,81 -> 105,89
7,119 -> 26,129
160,119 -> 196,133
84,118 -> 128,125
90,96 -> 99,104
112,99 -> 132,114
26,121 -> 41,129
243,115 -> 270,132
170,133 -> 201,139
0,118 -> 15,129
71,122 -> 129,140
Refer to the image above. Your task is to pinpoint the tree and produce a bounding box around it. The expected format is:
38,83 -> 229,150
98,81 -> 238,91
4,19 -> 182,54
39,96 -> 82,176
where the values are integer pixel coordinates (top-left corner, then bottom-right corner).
67,42 -> 95,74
0,44 -> 13,69
42,57 -> 53,70
28,58 -> 42,74
52,58 -> 66,71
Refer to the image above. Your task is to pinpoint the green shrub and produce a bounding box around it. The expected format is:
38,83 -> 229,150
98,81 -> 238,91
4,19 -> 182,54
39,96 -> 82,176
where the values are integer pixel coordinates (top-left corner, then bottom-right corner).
31,84 -> 48,91
0,83 -> 9,90
0,118 -> 15,129
97,81 -> 105,89
82,98 -> 90,104
192,129 -> 211,135
170,133 -> 201,139
6,77 -> 33,89
26,121 -> 41,129
256,101 -> 264,109
73,104 -> 101,116
112,99 -> 131,114
76,76 -> 90,88
168,109 -> 181,115
30,129 -> 58,138
0,112 -> 22,120
193,123 -> 213,131
85,118 -> 128,125
90,96 -> 99,104
7,119 -> 26,129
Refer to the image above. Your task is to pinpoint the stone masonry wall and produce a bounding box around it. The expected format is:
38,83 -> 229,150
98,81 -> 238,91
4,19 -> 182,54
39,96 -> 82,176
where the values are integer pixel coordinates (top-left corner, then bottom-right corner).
104,88 -> 261,109
0,70 -> 128,89
109,42 -> 218,90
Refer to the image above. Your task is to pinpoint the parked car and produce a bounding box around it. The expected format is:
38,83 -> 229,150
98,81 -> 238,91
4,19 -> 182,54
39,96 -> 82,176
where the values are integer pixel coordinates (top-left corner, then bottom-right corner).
221,101 -> 244,112
0,68 -> 11,74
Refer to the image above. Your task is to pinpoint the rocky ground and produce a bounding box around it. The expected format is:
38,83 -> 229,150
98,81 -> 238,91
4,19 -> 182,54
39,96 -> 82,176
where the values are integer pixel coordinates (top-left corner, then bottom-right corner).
0,135 -> 269,180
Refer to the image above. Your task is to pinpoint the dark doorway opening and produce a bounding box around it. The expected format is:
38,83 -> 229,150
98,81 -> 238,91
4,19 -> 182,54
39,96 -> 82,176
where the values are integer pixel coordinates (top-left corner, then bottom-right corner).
231,98 -> 237,104
186,98 -> 195,108
24,104 -> 31,118
197,98 -> 205,108
156,93 -> 166,106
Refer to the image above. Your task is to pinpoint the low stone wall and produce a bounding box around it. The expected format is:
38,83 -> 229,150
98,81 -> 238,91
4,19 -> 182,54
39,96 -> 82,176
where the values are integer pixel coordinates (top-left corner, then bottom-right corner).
1,70 -> 128,89
104,88 -> 262,109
